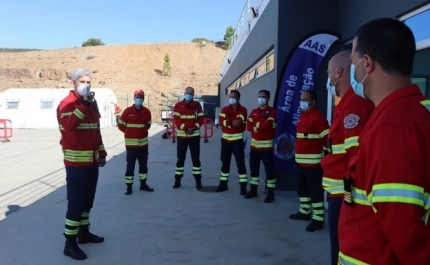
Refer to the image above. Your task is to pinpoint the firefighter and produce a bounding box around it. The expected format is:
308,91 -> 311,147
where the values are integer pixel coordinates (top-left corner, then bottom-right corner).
245,89 -> 277,203
338,18 -> 430,264
321,51 -> 374,265
118,89 -> 154,195
172,86 -> 205,189
289,90 -> 329,232
216,89 -> 248,194
57,68 -> 106,260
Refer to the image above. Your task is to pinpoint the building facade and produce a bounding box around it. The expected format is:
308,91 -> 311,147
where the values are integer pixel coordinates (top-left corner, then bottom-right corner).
219,0 -> 430,190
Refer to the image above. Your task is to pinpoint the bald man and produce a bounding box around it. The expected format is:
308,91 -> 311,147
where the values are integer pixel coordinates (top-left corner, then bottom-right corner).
321,51 -> 374,265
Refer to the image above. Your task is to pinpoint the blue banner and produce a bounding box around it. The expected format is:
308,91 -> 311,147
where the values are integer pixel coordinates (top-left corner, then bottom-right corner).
274,33 -> 338,171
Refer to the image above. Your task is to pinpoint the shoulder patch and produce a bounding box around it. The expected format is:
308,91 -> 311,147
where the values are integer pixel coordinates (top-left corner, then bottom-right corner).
344,114 -> 360,129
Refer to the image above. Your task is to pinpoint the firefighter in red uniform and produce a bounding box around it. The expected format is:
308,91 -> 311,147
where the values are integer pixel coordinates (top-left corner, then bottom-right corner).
172,86 -> 205,189
321,51 -> 374,265
118,89 -> 154,195
289,90 -> 329,232
57,68 -> 106,260
215,89 -> 248,194
338,18 -> 430,264
245,89 -> 277,203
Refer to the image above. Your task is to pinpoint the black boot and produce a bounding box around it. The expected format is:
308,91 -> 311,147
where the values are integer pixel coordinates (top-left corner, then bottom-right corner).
240,182 -> 247,195
289,211 -> 312,221
244,184 -> 258,199
77,226 -> 104,244
195,177 -> 202,189
215,180 -> 228,192
305,220 -> 324,232
124,184 -> 132,195
173,176 -> 181,188
264,188 -> 275,203
140,180 -> 154,192
63,234 -> 87,260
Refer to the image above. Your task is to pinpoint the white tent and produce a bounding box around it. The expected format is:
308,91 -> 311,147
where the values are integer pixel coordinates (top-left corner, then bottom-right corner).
0,88 -> 118,129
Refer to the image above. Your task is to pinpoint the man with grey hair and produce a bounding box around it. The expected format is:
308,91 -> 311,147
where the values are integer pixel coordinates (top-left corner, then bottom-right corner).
57,68 -> 107,260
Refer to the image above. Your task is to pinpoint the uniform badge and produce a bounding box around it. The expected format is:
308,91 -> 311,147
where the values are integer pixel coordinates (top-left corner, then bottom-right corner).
343,114 -> 360,129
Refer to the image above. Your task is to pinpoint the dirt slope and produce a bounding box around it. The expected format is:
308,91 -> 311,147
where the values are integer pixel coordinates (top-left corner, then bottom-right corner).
0,42 -> 226,120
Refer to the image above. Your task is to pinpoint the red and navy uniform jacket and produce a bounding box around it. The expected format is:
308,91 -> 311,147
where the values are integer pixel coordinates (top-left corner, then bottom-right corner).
219,103 -> 247,141
173,99 -> 204,139
338,85 -> 430,265
246,105 -> 276,151
295,107 -> 329,168
57,91 -> 107,167
118,105 -> 152,148
321,88 -> 374,197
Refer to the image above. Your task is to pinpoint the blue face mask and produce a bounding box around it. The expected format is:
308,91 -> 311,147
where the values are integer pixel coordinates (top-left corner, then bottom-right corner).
184,94 -> 193,102
134,98 -> 143,106
326,69 -> 338,97
350,58 -> 368,98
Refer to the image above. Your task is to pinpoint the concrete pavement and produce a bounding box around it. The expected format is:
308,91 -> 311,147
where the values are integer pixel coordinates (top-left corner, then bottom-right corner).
0,124 -> 330,265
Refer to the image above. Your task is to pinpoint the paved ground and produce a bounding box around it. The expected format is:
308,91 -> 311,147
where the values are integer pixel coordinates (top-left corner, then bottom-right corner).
0,124 -> 330,265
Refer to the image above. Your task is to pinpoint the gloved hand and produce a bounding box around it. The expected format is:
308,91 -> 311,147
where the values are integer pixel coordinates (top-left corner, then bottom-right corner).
98,157 -> 106,167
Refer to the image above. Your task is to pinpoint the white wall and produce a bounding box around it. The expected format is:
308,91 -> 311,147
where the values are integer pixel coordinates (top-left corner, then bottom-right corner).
0,88 -> 118,129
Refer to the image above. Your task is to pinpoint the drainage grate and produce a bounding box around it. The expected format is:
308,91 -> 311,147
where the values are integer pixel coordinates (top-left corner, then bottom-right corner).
197,186 -> 218,193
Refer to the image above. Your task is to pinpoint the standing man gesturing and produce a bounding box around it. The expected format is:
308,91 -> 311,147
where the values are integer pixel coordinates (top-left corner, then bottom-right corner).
57,68 -> 106,260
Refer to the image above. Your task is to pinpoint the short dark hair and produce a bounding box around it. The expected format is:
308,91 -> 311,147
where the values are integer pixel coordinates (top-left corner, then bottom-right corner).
259,89 -> 270,98
354,18 -> 416,76
303,90 -> 318,102
230,90 -> 240,98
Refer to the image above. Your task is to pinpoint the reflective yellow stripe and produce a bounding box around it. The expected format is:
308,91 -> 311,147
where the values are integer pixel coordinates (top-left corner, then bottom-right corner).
180,123 -> 186,130
237,114 -> 245,121
65,219 -> 80,226
61,112 -> 72,117
295,152 -> 324,164
124,138 -> 148,146
124,123 -> 147,128
180,115 -> 195,119
76,123 -> 99,129
323,177 -> 344,194
296,133 -> 320,139
173,112 -> 180,117
250,139 -> 273,148
59,125 -> 64,130
195,123 -> 200,129
332,143 -> 346,154
63,149 -> 94,163
222,133 -> 243,141
118,120 -> 127,126
338,251 -> 369,265
344,136 -> 359,150
266,179 -> 276,188
73,108 -> 85,120
98,145 -> 105,151
219,113 -> 226,117
177,130 -> 200,137
319,129 -> 329,138
369,183 -> 427,207
420,99 -> 430,111
223,120 -> 228,127
351,186 -> 371,206
248,117 -> 253,123
255,122 -> 260,129
197,112 -> 204,117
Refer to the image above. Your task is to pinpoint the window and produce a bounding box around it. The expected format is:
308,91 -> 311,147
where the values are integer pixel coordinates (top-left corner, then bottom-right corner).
257,62 -> 266,76
40,99 -> 54,109
266,52 -> 275,72
6,101 -> 19,109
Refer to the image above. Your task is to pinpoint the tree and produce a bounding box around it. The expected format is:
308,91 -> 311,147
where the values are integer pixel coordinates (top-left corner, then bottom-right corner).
82,38 -> 105,47
163,53 -> 171,76
224,26 -> 234,48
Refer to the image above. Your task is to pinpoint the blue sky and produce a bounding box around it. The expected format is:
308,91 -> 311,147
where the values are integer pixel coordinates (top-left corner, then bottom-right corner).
0,0 -> 245,50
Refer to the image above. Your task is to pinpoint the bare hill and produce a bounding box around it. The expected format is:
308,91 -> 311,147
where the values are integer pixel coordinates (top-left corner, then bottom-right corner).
0,42 -> 226,120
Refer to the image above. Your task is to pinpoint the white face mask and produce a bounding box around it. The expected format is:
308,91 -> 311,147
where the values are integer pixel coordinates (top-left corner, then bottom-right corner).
77,84 -> 90,96
299,101 -> 310,111
258,98 -> 267,105
229,98 -> 237,105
